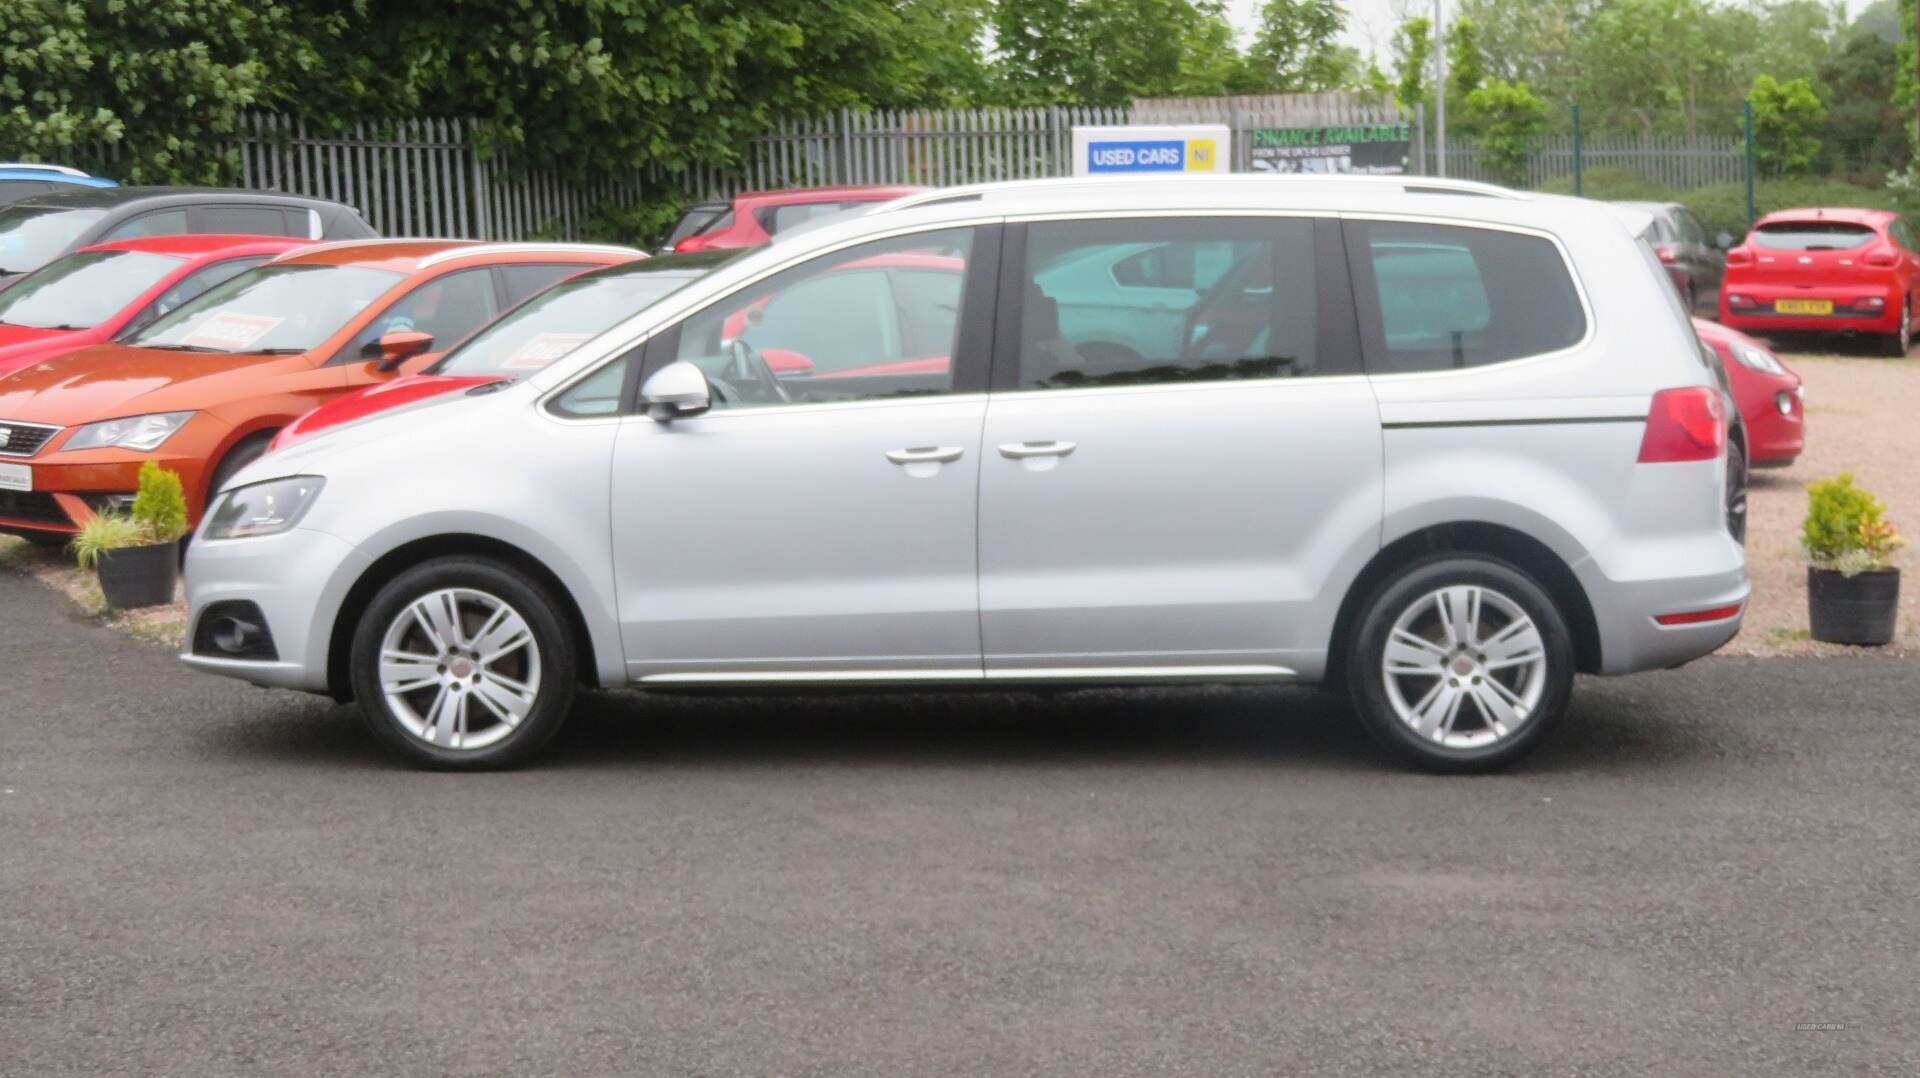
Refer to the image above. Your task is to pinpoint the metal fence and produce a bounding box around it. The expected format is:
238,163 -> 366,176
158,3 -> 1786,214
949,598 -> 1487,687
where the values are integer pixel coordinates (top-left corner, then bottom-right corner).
1436,133 -> 1748,191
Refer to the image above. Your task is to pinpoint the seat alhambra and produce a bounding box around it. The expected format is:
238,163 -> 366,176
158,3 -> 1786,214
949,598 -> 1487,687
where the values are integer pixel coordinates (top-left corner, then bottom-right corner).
180,176 -> 1748,772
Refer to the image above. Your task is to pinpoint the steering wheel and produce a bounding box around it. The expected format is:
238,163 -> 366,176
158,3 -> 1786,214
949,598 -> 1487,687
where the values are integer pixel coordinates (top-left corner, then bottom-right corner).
723,338 -> 792,406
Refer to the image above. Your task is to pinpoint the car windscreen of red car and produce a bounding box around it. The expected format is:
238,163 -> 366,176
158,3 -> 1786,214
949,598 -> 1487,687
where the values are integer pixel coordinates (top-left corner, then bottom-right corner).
1751,222 -> 1875,250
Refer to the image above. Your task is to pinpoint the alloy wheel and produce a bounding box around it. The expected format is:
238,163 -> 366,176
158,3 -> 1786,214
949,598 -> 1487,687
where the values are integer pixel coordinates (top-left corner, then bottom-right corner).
377,587 -> 543,752
1380,585 -> 1548,750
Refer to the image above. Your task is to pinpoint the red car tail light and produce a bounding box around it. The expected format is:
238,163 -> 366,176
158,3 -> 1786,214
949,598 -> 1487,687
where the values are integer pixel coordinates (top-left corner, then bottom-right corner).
1852,296 -> 1886,311
1638,386 -> 1726,463
1654,243 -> 1678,264
1724,246 -> 1753,267
1724,293 -> 1756,309
1865,247 -> 1900,268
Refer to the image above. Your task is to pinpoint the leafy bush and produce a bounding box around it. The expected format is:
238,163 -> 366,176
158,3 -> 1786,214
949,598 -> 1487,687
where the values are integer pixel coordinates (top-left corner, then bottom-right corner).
1544,172 -> 1902,245
1748,75 -> 1826,178
1803,474 -> 1905,576
131,462 -> 189,544
69,514 -> 148,571
1461,78 -> 1548,186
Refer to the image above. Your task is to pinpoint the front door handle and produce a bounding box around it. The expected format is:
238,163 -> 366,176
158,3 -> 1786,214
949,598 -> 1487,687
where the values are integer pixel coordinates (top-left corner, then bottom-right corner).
998,440 -> 1077,460
885,445 -> 964,465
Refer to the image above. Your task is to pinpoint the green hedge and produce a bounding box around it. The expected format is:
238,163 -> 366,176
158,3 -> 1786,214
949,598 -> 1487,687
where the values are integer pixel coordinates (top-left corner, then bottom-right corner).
1541,167 -> 1917,241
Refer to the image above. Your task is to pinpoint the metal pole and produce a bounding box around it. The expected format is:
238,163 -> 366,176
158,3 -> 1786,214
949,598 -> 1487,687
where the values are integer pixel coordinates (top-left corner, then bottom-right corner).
1433,0 -> 1447,177
1744,99 -> 1757,228
1572,104 -> 1583,196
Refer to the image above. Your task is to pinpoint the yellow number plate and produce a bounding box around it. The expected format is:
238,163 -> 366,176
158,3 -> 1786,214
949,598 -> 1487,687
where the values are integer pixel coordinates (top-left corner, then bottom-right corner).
1774,298 -> 1832,315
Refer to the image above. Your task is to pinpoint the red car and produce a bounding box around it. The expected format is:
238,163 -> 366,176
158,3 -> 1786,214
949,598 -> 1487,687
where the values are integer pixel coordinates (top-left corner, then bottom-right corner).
661,185 -> 922,253
1694,317 -> 1804,468
1719,207 -> 1918,356
0,235 -> 310,377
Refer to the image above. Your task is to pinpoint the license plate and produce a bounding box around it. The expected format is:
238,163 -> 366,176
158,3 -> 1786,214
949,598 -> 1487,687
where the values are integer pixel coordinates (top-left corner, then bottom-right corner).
0,462 -> 29,493
1774,298 -> 1832,315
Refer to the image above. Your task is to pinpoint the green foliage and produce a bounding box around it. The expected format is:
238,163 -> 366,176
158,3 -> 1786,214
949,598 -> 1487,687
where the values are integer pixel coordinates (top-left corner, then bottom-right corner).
1803,474 -> 1905,575
131,462 -> 189,544
1462,79 -> 1548,186
70,514 -> 147,571
1392,16 -> 1434,114
1748,75 -> 1827,177
1540,171 -> 1903,241
0,0 -> 352,183
1244,0 -> 1355,93
1446,16 -> 1487,106
1818,21 -> 1911,181
991,0 -> 1217,105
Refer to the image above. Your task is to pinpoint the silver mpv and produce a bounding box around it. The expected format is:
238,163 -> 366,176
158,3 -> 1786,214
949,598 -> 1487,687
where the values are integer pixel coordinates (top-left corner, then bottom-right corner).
182,176 -> 1748,771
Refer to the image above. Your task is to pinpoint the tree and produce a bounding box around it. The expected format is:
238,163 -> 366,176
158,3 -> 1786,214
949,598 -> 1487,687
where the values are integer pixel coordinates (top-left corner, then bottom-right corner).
1462,78 -> 1548,185
991,0 -> 1235,105
0,0 -> 351,182
1447,15 -> 1487,105
1747,74 -> 1826,177
1818,18 -> 1910,179
1391,16 -> 1434,116
1243,0 -> 1353,93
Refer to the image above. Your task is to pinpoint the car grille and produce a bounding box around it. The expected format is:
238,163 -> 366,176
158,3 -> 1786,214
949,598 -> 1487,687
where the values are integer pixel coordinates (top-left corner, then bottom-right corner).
0,420 -> 60,457
0,490 -> 70,527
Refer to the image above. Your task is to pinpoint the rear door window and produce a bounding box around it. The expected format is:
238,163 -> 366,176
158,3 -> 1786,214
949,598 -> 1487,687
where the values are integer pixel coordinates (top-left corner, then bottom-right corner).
498,263 -> 586,306
1349,219 -> 1586,372
666,203 -> 731,246
105,209 -> 190,241
194,205 -> 300,236
1752,222 -> 1876,250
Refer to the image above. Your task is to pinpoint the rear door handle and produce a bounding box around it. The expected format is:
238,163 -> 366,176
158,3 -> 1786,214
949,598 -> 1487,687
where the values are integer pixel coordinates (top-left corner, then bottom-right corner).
885,445 -> 964,465
998,440 -> 1076,460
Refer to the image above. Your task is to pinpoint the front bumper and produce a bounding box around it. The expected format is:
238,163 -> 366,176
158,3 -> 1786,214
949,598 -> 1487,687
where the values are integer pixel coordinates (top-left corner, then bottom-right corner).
180,525 -> 370,694
0,450 -> 213,537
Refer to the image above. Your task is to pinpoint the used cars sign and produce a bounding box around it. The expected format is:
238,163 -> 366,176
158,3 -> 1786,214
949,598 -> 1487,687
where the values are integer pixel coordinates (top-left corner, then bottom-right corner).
1071,125 -> 1230,176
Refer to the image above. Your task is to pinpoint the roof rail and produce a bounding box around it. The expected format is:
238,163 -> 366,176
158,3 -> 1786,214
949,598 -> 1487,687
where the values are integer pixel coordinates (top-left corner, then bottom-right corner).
0,162 -> 90,177
878,173 -> 1527,214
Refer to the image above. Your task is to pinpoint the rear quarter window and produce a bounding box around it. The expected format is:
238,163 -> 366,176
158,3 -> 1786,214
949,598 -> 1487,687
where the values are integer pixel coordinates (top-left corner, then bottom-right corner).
1351,220 -> 1586,373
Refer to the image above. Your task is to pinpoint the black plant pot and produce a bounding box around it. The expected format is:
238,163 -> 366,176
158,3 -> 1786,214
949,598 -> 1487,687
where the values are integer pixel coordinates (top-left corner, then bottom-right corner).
96,541 -> 180,611
1807,566 -> 1900,646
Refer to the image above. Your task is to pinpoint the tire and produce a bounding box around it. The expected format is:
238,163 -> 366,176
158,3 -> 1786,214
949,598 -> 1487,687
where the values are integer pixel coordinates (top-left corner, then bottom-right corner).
1725,431 -> 1749,546
349,556 -> 577,770
208,432 -> 276,499
1880,299 -> 1911,358
1346,555 -> 1575,773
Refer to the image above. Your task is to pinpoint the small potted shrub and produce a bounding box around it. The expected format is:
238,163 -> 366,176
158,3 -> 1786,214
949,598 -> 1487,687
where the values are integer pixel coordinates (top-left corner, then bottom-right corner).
72,462 -> 190,610
1803,474 -> 1905,645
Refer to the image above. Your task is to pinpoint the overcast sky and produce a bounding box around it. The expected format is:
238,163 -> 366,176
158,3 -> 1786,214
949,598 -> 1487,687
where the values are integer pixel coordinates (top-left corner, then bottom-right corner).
1221,0 -> 1881,61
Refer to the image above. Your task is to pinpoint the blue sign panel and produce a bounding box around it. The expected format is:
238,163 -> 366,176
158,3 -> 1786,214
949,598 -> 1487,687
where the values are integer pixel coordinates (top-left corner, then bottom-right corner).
1085,139 -> 1188,174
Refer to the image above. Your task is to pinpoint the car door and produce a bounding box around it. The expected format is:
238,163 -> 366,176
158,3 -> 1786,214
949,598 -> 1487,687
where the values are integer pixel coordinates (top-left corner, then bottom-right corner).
977,215 -> 1382,679
609,224 -> 999,683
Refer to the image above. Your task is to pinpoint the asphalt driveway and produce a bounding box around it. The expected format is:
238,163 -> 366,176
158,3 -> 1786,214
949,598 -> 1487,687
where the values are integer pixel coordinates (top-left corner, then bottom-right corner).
1,569 -> 1915,1076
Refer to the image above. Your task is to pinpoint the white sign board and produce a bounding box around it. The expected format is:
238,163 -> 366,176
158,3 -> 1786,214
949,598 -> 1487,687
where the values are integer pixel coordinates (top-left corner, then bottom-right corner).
1069,124 -> 1231,177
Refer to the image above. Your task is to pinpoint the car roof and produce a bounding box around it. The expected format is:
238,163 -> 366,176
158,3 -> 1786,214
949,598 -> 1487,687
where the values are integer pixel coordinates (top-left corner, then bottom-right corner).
76,234 -> 314,258
268,238 -> 645,273
7,186 -> 353,212
735,184 -> 923,206
1755,207 -> 1894,226
876,173 -> 1526,217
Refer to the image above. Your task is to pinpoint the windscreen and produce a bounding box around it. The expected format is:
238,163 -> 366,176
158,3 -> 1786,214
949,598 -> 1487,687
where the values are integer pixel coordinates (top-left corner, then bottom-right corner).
130,263 -> 403,354
1752,221 -> 1876,251
0,249 -> 184,329
0,206 -> 107,275
434,270 -> 706,378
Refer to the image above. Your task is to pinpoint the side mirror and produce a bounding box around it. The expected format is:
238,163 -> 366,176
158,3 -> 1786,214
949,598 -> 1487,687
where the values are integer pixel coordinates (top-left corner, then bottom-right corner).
761,347 -> 814,376
639,360 -> 712,423
372,330 -> 434,371
1714,232 -> 1734,251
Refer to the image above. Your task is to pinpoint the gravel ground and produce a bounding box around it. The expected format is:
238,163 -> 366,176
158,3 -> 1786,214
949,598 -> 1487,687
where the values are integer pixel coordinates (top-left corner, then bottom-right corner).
1724,351 -> 1919,656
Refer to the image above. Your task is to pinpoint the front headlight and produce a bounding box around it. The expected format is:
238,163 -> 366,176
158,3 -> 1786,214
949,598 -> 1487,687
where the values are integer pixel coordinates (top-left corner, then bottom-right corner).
63,411 -> 196,452
1732,343 -> 1787,376
203,476 -> 325,540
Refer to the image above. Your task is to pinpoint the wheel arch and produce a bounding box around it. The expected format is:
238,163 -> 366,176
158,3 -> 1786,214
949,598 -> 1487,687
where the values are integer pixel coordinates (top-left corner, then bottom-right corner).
325,533 -> 600,703
1325,521 -> 1603,684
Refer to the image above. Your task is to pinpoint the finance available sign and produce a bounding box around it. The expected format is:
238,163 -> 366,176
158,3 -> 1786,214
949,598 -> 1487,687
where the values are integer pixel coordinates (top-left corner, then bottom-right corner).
1071,125 -> 1230,176
1249,124 -> 1411,175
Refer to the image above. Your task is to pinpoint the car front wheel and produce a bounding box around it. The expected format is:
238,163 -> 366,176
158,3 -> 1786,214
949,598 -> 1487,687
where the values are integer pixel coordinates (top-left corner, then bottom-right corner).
1347,556 -> 1575,773
348,556 -> 577,769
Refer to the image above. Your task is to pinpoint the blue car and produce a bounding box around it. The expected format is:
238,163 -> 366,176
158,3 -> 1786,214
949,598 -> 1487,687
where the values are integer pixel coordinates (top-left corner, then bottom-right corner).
0,164 -> 117,209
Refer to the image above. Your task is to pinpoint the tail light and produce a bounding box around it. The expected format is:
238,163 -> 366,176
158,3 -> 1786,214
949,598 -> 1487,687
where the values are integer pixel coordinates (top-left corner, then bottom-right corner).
1724,293 -> 1756,309
1724,246 -> 1753,267
1638,386 -> 1726,463
1654,243 -> 1678,264
1866,247 -> 1900,268
1852,296 -> 1886,311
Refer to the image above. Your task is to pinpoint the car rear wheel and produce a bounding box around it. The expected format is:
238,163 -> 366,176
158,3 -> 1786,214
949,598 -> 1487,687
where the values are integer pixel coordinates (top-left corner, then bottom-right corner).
1726,430 -> 1749,545
1347,556 -> 1574,773
349,556 -> 577,770
1882,298 -> 1911,357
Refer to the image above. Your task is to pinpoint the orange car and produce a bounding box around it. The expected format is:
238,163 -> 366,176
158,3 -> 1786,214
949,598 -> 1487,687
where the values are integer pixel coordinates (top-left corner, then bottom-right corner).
0,239 -> 640,540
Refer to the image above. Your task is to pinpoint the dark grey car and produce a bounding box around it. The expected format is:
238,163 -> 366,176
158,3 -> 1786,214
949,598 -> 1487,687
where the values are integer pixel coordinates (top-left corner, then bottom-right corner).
1614,200 -> 1722,313
0,186 -> 377,290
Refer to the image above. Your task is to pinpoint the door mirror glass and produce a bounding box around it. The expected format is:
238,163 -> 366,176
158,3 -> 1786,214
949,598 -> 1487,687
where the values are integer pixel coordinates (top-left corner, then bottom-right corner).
640,360 -> 711,422
372,330 -> 434,370
1714,231 -> 1734,250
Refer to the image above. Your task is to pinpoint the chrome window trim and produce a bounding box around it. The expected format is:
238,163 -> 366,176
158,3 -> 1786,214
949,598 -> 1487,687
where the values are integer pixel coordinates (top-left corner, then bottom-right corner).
638,664 -> 1296,685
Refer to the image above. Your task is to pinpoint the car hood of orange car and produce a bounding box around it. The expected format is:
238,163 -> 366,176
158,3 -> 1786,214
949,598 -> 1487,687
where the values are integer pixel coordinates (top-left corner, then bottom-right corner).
0,343 -> 313,426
